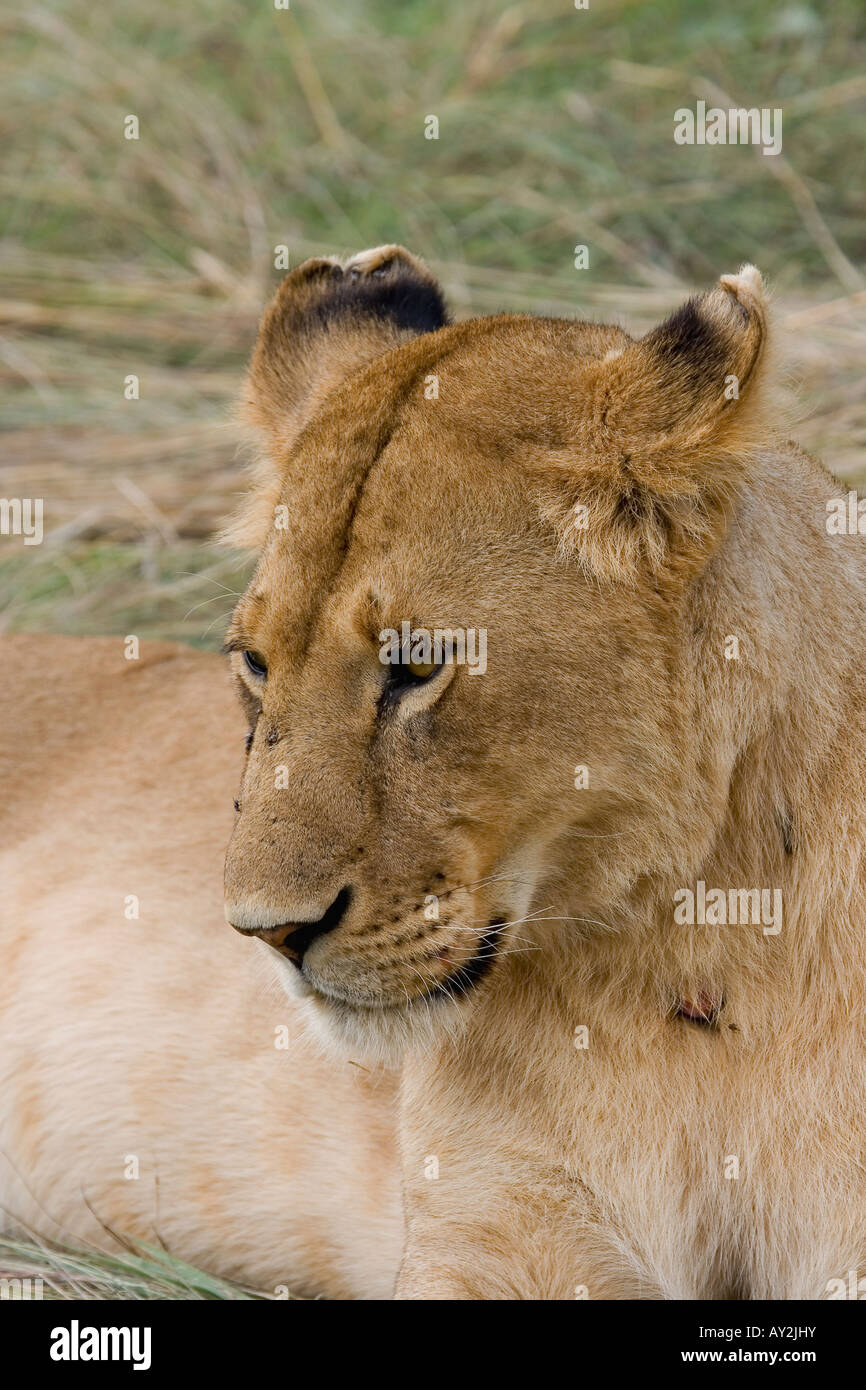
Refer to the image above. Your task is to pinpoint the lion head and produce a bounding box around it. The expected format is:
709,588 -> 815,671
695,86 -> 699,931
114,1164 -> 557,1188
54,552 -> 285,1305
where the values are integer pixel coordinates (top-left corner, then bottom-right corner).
223,244 -> 774,1059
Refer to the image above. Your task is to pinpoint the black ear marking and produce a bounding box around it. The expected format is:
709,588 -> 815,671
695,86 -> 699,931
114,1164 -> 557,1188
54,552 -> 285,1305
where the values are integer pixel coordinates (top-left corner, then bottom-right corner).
239,246 -> 450,482
649,297 -> 724,363
642,296 -> 729,404
306,263 -> 448,337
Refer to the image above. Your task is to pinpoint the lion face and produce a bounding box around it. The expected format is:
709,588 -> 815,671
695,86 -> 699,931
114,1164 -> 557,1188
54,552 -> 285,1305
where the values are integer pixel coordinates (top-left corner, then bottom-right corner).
223,246 -> 771,1058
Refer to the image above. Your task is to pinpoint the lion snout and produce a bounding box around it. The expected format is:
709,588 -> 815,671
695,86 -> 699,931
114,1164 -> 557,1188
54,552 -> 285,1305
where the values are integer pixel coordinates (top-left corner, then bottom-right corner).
225,885 -> 353,967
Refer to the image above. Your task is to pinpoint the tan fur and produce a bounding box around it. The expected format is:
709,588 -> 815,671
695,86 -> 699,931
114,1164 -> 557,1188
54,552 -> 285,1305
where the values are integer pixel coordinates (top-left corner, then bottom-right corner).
2,248 -> 865,1299
0,639 -> 401,1298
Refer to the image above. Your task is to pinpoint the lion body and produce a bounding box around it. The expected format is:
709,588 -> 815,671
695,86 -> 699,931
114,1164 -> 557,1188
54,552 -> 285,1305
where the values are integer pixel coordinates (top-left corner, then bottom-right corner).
0,639 -> 401,1299
2,247 -> 865,1298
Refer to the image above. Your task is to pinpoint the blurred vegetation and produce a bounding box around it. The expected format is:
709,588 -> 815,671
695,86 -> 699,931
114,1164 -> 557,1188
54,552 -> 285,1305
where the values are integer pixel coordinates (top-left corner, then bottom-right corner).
0,0 -> 864,647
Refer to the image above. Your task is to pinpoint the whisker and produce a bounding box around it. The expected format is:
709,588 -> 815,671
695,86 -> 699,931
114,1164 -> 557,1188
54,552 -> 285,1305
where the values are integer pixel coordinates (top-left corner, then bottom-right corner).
182,593 -> 242,620
200,608 -> 236,639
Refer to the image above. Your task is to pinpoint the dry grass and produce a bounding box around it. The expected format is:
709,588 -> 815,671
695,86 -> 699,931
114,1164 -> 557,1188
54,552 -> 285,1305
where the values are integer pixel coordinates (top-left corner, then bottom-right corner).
2,0 -> 865,645
0,1232 -> 278,1300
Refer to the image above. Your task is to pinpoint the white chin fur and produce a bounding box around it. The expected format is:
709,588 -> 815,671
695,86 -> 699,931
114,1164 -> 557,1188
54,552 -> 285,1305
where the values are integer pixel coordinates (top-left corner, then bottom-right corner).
303,987 -> 472,1066
257,938 -> 468,1063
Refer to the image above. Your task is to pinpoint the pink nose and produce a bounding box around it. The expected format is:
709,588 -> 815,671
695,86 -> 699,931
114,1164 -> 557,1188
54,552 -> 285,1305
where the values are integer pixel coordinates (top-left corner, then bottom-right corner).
229,887 -> 353,966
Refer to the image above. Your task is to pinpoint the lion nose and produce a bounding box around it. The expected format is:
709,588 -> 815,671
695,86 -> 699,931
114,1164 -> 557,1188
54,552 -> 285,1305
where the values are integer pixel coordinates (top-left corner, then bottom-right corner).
229,887 -> 353,966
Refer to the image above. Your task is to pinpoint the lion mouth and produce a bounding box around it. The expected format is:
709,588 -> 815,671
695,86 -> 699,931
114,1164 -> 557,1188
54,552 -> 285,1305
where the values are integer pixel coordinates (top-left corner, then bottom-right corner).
425,921 -> 504,1002
307,919 -> 505,1014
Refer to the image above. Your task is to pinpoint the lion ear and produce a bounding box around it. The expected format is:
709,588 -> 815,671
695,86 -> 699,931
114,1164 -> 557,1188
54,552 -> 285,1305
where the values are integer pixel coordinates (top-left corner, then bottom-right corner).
226,245 -> 448,547
543,266 -> 775,582
242,245 -> 448,457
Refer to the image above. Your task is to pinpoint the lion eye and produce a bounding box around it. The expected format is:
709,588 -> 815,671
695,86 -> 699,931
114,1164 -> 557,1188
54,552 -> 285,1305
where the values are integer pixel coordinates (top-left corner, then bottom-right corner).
243,650 -> 267,680
385,654 -> 443,696
405,658 -> 439,681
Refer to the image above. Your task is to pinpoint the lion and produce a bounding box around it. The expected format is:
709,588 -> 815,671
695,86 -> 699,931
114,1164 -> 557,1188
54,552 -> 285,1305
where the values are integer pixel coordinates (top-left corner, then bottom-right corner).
2,246 -> 865,1300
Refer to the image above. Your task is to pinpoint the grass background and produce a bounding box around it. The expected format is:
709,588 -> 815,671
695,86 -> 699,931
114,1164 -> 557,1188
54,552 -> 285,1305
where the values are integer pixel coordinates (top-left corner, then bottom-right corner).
1,0 -> 864,1297
1,0 -> 865,646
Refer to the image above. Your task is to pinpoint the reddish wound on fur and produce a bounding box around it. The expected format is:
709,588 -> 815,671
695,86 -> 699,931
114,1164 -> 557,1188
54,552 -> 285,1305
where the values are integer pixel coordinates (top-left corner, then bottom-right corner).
674,991 -> 722,1025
